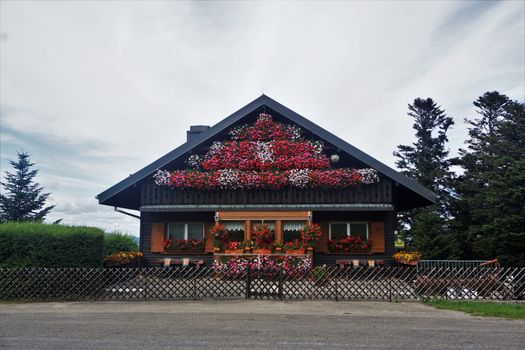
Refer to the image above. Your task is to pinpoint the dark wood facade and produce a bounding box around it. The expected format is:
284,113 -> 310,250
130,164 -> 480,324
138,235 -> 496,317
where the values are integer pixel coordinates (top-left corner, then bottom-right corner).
139,205 -> 396,266
141,180 -> 392,206
98,95 -> 436,267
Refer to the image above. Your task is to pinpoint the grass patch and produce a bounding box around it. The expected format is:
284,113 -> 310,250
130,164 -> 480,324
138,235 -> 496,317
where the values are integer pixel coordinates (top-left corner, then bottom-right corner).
424,299 -> 525,319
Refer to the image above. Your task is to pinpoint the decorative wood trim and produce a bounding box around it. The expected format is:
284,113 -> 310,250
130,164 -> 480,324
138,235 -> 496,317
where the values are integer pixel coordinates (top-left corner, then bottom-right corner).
275,220 -> 283,243
218,211 -> 310,220
245,220 -> 251,241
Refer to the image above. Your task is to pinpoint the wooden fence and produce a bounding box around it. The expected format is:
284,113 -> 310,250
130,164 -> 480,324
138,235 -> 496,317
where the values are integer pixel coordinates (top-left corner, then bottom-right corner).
1,266 -> 524,301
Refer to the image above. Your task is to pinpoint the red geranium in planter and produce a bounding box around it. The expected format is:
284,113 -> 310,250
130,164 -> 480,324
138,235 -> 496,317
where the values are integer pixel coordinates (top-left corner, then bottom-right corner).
210,223 -> 228,251
284,239 -> 305,255
252,223 -> 274,250
164,239 -> 204,253
327,236 -> 372,253
300,223 -> 322,248
152,113 -> 380,191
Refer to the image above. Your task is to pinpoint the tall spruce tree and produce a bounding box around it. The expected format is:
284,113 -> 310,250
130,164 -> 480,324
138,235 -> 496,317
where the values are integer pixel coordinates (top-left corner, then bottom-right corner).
453,92 -> 525,266
394,98 -> 458,259
0,152 -> 55,222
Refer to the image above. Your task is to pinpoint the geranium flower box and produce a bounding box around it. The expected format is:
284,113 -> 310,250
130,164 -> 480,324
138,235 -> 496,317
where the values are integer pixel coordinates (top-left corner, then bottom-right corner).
395,259 -> 417,266
286,249 -> 306,255
326,249 -> 372,254
224,249 -> 244,255
252,248 -> 272,255
165,248 -> 204,254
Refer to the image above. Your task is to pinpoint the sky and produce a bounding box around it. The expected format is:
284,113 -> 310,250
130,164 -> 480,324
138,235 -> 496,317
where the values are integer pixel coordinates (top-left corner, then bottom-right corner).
1,0 -> 524,236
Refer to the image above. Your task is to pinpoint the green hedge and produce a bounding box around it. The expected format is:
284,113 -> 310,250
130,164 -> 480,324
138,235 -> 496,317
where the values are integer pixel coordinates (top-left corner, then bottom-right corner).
103,232 -> 139,256
0,222 -> 104,268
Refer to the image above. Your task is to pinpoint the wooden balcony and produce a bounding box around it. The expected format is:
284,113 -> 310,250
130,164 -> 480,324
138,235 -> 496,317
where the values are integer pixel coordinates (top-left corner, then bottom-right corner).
140,181 -> 392,206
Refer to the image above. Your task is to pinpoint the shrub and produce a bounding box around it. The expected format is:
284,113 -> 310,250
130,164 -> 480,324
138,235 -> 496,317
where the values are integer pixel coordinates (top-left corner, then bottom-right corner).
103,231 -> 139,256
0,222 -> 104,267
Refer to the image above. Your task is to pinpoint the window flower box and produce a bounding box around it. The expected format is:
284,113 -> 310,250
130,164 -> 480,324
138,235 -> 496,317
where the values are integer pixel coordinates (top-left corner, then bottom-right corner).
165,248 -> 204,254
286,249 -> 305,255
224,249 -> 244,255
164,239 -> 204,254
327,237 -> 372,254
393,251 -> 421,265
252,248 -> 272,255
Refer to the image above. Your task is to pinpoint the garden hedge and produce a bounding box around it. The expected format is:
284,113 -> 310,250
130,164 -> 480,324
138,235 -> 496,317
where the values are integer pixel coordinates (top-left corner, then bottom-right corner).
103,231 -> 139,256
0,222 -> 104,267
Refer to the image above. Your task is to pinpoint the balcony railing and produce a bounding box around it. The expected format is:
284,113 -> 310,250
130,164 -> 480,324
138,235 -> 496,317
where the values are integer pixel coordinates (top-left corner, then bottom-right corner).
141,181 -> 392,206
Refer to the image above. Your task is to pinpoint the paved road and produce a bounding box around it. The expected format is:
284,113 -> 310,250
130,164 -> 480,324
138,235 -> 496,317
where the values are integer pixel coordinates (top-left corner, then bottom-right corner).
0,300 -> 524,349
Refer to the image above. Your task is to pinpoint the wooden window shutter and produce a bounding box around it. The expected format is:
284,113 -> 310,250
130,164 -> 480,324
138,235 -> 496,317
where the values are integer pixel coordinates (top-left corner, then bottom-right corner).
205,223 -> 215,253
150,223 -> 166,253
369,222 -> 385,253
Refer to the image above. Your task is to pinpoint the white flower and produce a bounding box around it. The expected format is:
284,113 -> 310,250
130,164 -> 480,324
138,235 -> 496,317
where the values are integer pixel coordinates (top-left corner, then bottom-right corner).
186,154 -> 201,169
153,170 -> 171,186
309,140 -> 324,155
289,169 -> 310,188
357,168 -> 379,184
217,169 -> 241,189
208,141 -> 225,156
257,113 -> 272,123
254,141 -> 273,163
287,125 -> 302,141
229,125 -> 248,140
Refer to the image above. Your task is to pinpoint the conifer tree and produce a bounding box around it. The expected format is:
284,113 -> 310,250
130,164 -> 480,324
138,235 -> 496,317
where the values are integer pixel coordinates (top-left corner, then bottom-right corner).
453,92 -> 525,265
394,98 -> 458,259
0,152 -> 55,222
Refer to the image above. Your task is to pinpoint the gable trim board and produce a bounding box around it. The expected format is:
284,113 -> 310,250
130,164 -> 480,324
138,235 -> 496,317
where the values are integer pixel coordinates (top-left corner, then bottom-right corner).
97,95 -> 437,210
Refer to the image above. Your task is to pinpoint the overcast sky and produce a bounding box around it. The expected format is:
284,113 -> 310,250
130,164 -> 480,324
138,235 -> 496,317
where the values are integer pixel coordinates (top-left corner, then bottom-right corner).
1,1 -> 524,236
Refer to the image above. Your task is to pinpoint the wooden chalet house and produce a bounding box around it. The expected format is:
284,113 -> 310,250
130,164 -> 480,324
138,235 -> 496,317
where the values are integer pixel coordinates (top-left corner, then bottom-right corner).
97,95 -> 436,266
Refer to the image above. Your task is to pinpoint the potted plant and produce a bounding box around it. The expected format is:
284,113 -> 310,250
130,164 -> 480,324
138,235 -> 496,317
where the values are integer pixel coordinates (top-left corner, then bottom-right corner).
164,239 -> 204,253
242,240 -> 253,253
300,223 -> 322,252
393,251 -> 422,266
273,242 -> 285,253
252,223 -> 274,254
224,241 -> 244,255
327,236 -> 373,253
285,239 -> 305,255
210,223 -> 228,252
104,251 -> 143,267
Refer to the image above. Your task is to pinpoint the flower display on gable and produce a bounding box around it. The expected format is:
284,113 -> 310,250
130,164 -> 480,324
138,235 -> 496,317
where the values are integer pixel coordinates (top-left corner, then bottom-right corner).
154,113 -> 379,190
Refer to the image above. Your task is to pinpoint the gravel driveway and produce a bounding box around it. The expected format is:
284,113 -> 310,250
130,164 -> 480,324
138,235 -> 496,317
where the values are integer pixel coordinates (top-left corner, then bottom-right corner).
1,300 -> 523,349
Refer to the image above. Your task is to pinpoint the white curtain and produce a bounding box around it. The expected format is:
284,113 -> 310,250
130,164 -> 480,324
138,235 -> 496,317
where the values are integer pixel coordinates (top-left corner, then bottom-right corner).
283,221 -> 305,231
224,221 -> 245,231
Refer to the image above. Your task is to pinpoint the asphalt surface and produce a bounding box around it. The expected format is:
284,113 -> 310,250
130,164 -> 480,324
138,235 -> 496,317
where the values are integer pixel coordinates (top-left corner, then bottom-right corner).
0,300 -> 524,350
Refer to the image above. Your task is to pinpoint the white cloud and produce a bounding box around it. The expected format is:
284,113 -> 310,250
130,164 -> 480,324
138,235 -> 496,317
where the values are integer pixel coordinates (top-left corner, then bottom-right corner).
1,1 -> 523,234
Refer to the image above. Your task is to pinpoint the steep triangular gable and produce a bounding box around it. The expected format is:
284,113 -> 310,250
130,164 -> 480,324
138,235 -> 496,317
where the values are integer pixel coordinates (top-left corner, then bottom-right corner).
97,95 -> 437,209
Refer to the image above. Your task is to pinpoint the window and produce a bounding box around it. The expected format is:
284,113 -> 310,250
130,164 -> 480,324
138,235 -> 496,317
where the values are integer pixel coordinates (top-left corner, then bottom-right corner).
329,222 -> 368,240
283,221 -> 305,243
223,221 -> 245,242
167,223 -> 204,240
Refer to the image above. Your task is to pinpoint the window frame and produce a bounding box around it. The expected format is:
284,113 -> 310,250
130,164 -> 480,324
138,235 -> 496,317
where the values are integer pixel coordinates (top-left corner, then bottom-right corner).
328,221 -> 369,240
166,222 -> 205,241
282,220 -> 306,243
223,220 -> 245,242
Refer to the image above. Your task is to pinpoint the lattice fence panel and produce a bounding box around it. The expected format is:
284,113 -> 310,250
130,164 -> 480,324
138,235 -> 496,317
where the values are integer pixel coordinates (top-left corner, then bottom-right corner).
1,266 -> 524,301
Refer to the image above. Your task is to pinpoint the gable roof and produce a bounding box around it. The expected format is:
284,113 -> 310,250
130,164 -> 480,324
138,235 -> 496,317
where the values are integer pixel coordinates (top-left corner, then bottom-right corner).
97,94 -> 437,210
